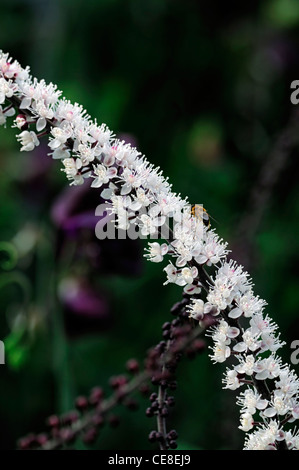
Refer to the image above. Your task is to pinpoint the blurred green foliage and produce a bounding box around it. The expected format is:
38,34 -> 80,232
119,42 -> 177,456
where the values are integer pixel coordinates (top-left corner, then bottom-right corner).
0,0 -> 299,450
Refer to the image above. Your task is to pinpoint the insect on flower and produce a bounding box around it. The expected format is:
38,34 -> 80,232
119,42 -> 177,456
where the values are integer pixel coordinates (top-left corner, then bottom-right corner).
191,204 -> 210,228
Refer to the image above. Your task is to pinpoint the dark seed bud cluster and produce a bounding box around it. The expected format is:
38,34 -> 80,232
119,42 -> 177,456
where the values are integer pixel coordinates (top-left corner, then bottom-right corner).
146,296 -> 205,450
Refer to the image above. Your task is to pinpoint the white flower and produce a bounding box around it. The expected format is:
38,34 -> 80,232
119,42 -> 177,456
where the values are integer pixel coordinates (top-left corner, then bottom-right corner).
49,124 -> 73,150
16,130 -> 39,152
188,299 -> 205,321
163,262 -> 178,285
89,123 -> 114,147
172,240 -> 194,268
107,195 -> 132,230
222,369 -> 241,390
254,355 -> 281,381
207,275 -> 236,310
61,157 -> 85,185
32,100 -> 55,131
235,354 -> 256,376
210,319 -> 240,344
239,412 -> 254,432
175,266 -> 198,287
209,340 -> 231,363
113,142 -> 140,167
0,54 -> 26,80
250,313 -> 275,334
128,188 -> 153,211
263,390 -> 292,418
275,368 -> 299,398
76,142 -> 96,164
87,123 -> 113,149
234,292 -> 267,319
238,389 -> 268,414
18,82 -> 37,109
233,329 -> 260,353
183,283 -> 202,295
91,164 -> 117,188
55,100 -> 86,126
119,167 -> 144,195
260,331 -> 285,353
144,242 -> 168,263
195,230 -> 228,265
152,193 -> 183,217
139,213 -> 165,237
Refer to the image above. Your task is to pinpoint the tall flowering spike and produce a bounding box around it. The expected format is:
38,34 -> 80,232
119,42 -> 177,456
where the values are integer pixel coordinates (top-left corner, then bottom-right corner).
1,49 -> 299,450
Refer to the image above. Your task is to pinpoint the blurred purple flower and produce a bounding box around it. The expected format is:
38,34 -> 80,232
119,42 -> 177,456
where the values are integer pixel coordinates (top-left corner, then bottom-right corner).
51,181 -> 102,235
58,277 -> 111,337
51,180 -> 143,276
51,179 -> 143,336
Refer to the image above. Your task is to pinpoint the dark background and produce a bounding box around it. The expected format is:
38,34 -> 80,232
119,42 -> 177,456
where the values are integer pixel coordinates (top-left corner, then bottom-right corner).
1,0 -> 299,450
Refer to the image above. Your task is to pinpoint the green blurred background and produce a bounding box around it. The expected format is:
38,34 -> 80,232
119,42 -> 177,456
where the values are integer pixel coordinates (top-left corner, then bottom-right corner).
1,0 -> 299,450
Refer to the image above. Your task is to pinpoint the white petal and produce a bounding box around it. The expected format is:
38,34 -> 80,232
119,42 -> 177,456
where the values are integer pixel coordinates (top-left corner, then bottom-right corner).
107,167 -> 117,178
176,277 -> 188,287
195,255 -> 208,265
49,138 -> 62,150
255,370 -> 269,380
36,116 -> 46,132
91,178 -> 103,188
228,307 -> 242,319
151,255 -> 163,263
154,216 -> 166,227
228,327 -> 240,338
22,143 -> 34,152
20,97 -> 32,109
101,188 -> 114,200
120,183 -> 131,195
256,399 -> 268,410
52,148 -> 70,159
160,244 -> 169,256
183,284 -> 201,295
75,159 -> 82,169
129,200 -> 142,211
103,154 -> 115,166
176,256 -> 186,267
263,407 -> 277,418
233,342 -> 247,353
191,266 -> 198,277
5,107 -> 15,117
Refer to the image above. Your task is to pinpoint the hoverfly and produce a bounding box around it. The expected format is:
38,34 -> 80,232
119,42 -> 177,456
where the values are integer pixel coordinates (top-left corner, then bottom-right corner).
191,204 -> 210,228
